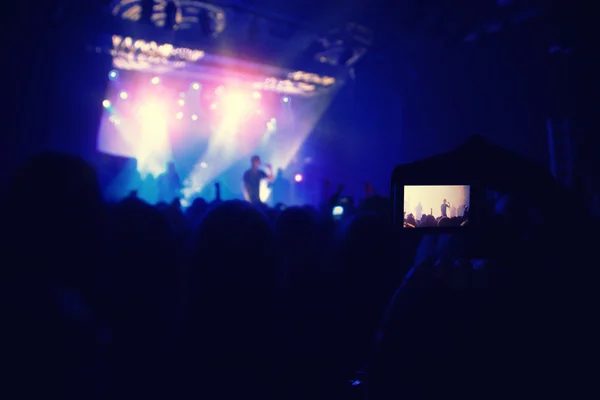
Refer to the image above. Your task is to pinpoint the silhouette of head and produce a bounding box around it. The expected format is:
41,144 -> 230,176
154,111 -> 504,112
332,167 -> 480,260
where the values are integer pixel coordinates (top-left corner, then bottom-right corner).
6,153 -> 104,286
250,155 -> 260,169
276,168 -> 284,178
443,199 -> 447,204
438,216 -> 452,227
167,162 -> 176,173
425,214 -> 437,227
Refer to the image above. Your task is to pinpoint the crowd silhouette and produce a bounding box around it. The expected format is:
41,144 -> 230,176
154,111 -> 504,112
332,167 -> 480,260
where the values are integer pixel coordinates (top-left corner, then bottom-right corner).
404,212 -> 468,228
1,137 -> 595,400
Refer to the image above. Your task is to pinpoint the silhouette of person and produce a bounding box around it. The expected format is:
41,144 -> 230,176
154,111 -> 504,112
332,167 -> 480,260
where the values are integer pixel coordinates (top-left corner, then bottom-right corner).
157,162 -> 182,203
415,202 -> 423,220
242,155 -> 273,205
270,169 -> 291,205
214,182 -> 221,202
441,198 -> 450,217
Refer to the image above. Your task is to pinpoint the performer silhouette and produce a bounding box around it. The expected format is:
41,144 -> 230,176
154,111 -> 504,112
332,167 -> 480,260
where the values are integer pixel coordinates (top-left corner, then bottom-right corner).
242,155 -> 273,205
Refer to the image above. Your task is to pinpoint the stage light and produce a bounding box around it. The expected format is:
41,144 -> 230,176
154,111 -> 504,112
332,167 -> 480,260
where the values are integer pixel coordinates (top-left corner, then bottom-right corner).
119,91 -> 128,100
222,92 -> 248,115
151,77 -> 160,84
178,99 -> 185,106
191,114 -> 198,121
282,96 -> 290,103
191,82 -> 200,90
108,70 -> 118,80
294,173 -> 303,183
252,91 -> 261,99
200,162 -> 208,168
175,112 -> 183,119
102,100 -> 111,108
210,103 -> 217,110
134,101 -> 170,179
266,118 -> 277,133
138,102 -> 166,125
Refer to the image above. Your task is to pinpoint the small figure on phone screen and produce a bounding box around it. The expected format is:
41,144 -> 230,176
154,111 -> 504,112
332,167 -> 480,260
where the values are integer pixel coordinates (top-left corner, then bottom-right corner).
441,199 -> 450,217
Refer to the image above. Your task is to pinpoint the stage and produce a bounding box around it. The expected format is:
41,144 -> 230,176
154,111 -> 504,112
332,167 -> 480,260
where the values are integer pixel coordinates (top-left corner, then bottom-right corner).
96,35 -> 342,206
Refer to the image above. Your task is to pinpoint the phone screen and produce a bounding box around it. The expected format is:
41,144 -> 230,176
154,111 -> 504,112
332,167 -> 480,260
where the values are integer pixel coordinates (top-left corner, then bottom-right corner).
403,185 -> 470,228
332,205 -> 344,217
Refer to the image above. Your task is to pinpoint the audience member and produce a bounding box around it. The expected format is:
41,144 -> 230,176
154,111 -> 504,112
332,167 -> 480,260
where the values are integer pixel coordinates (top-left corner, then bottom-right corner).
1,137 -> 595,400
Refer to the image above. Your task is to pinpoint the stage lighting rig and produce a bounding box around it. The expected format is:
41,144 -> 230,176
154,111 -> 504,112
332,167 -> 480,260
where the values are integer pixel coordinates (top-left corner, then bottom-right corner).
314,22 -> 373,67
112,0 -> 227,36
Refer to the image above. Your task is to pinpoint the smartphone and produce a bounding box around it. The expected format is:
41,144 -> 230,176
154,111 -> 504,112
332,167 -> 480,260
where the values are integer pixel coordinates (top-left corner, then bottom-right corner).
332,205 -> 344,218
401,185 -> 470,229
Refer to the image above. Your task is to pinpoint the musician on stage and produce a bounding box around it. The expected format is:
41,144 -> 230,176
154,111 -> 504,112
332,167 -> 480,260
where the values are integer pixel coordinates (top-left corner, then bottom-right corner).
157,162 -> 182,203
242,155 -> 273,205
441,198 -> 450,217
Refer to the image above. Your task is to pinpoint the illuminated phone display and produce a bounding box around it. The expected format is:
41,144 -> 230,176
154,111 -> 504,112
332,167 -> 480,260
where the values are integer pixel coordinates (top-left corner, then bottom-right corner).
403,185 -> 470,228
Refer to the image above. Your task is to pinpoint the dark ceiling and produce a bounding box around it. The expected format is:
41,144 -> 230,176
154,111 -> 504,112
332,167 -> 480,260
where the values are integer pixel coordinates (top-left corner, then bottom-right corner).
216,0 -> 577,76
237,0 -> 571,46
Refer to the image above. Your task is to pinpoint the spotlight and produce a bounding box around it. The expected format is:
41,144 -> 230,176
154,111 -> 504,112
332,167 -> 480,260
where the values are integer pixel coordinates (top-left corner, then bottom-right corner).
210,103 -> 217,110
282,96 -> 290,103
175,112 -> 183,119
178,99 -> 185,106
191,114 -> 198,121
102,100 -> 111,108
191,82 -> 201,90
221,91 -> 251,118
108,70 -> 118,80
119,91 -> 128,100
266,117 -> 277,132
252,91 -> 261,99
200,162 -> 208,168
294,174 -> 303,183
151,77 -> 160,84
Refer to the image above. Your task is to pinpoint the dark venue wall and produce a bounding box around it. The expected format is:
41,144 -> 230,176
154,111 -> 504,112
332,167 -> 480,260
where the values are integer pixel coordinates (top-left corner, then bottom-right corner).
292,0 -> 577,196
1,1 -> 112,183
